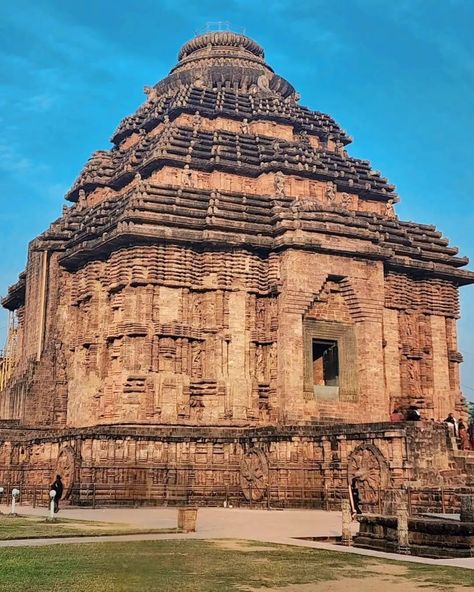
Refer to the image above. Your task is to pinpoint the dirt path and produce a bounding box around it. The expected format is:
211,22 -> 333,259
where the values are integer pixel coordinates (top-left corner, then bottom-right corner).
244,575 -> 464,592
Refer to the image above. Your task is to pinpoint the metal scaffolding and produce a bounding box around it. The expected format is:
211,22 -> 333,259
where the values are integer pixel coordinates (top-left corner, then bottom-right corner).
0,312 -> 17,391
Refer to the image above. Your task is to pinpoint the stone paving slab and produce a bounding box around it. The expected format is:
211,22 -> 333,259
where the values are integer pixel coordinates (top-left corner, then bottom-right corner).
1,505 -> 473,570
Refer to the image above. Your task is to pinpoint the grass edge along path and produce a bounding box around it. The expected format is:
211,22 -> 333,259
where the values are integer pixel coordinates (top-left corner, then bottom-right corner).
0,514 -> 179,540
0,539 -> 472,592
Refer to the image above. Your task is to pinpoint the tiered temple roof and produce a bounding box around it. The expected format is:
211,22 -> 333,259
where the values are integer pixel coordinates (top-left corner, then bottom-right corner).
3,30 -> 474,309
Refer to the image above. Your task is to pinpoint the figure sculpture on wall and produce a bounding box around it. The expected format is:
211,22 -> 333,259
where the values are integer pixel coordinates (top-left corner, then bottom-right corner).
255,345 -> 265,382
240,447 -> 269,502
325,181 -> 337,202
182,165 -> 193,187
385,199 -> 395,217
55,446 -> 77,500
256,300 -> 266,333
191,341 -> 203,379
341,193 -> 353,209
274,171 -> 285,197
348,444 -> 389,512
240,118 -> 249,135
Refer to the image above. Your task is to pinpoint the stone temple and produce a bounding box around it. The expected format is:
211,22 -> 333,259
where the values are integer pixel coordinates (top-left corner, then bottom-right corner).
0,32 -> 473,509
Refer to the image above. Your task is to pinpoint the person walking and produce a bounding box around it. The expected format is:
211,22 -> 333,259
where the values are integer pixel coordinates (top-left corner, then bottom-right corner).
51,475 -> 64,513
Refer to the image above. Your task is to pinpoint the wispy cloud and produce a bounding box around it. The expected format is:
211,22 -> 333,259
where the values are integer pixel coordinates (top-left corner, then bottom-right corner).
0,140 -> 48,176
354,0 -> 474,77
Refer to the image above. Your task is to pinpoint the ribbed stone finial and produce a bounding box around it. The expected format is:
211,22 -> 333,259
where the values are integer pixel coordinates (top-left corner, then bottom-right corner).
178,32 -> 265,61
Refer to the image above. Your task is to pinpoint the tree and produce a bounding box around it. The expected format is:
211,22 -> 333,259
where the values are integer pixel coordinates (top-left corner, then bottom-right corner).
468,401 -> 474,422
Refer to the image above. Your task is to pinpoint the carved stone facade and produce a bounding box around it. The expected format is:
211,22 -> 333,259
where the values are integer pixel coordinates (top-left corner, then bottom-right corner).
0,422 -> 470,512
0,32 -> 473,504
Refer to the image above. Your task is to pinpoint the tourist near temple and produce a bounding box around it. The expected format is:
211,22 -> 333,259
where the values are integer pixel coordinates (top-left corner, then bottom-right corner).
0,31 -> 473,510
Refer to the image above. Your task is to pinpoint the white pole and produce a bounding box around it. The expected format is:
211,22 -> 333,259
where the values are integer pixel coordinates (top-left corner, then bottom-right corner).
11,488 -> 19,515
49,490 -> 56,519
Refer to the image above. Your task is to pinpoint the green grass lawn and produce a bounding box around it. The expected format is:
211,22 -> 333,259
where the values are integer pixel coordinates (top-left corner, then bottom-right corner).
0,515 -> 177,540
0,539 -> 472,592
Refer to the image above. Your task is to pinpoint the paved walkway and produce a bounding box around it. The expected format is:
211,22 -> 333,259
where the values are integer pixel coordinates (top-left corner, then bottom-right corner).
1,504 -> 473,570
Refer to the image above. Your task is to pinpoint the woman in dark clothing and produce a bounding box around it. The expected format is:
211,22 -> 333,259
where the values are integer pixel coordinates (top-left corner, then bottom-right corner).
350,477 -> 362,516
406,406 -> 421,421
51,475 -> 64,513
468,420 -> 474,450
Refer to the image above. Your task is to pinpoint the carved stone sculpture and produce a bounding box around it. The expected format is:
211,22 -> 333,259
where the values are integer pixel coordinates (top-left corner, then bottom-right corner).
240,448 -> 269,501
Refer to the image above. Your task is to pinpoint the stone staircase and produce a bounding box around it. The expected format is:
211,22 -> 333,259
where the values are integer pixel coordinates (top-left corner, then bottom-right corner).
453,451 -> 474,485
446,428 -> 474,485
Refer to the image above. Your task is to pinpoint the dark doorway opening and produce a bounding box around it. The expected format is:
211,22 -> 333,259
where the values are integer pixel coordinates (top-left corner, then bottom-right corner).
312,339 -> 339,387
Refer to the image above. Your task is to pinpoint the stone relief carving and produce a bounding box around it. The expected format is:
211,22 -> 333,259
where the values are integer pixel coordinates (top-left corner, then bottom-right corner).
385,199 -> 395,218
56,446 -> 77,500
290,199 -> 321,213
400,313 -> 417,349
192,293 -> 203,327
268,344 -> 277,376
240,118 -> 249,134
274,171 -> 285,197
405,360 -> 422,395
159,337 -> 177,372
348,444 -> 389,510
182,165 -> 192,187
341,192 -> 353,209
255,345 -> 265,382
256,299 -> 266,332
191,341 -> 204,378
240,447 -> 269,501
325,181 -> 337,202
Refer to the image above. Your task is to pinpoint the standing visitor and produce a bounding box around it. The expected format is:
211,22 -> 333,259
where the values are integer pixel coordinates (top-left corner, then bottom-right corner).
458,419 -> 470,450
350,477 -> 362,516
406,406 -> 421,421
51,475 -> 64,513
444,413 -> 458,437
468,419 -> 474,449
390,408 -> 404,422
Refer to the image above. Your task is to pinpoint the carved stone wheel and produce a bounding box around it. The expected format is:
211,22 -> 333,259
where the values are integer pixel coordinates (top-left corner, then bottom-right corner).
240,448 -> 269,502
348,444 -> 389,510
55,446 -> 76,500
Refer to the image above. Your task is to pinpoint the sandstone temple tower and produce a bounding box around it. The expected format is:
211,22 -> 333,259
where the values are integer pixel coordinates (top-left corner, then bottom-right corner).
0,32 -> 472,508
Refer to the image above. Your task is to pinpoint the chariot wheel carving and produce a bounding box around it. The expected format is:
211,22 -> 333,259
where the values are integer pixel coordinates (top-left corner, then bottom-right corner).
240,448 -> 269,502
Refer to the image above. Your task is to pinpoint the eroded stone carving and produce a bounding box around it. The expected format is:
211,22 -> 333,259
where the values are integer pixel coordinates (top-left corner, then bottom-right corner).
274,171 -> 285,197
325,181 -> 337,202
240,447 -> 269,501
348,444 -> 389,510
55,446 -> 76,500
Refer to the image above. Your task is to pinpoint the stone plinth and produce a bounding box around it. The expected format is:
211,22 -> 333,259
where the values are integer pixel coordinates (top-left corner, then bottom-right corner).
460,494 -> 474,522
354,514 -> 474,558
396,501 -> 410,555
178,507 -> 198,532
341,499 -> 352,546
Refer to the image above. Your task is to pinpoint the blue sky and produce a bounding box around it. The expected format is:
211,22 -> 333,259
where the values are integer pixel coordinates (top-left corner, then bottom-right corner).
1,0 -> 473,400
